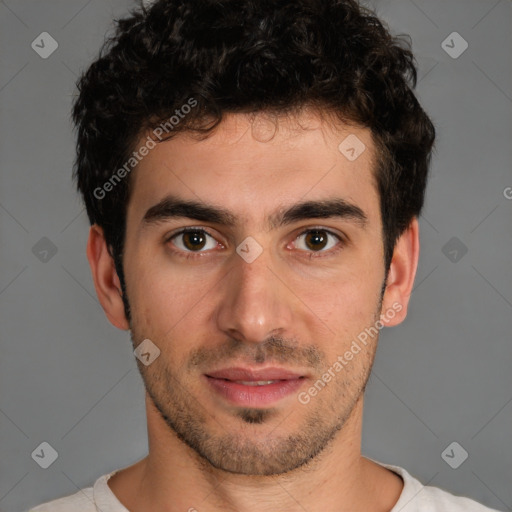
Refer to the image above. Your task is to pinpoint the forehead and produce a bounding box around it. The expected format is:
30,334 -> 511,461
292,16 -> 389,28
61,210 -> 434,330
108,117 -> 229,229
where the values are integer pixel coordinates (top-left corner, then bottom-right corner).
126,111 -> 380,229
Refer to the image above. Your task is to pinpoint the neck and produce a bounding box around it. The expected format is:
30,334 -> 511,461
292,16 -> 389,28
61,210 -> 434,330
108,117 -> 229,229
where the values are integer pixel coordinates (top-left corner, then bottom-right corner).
108,395 -> 403,512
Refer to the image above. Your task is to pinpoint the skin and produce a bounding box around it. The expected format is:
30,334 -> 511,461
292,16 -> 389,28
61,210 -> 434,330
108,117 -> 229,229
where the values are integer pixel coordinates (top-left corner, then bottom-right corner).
87,109 -> 420,512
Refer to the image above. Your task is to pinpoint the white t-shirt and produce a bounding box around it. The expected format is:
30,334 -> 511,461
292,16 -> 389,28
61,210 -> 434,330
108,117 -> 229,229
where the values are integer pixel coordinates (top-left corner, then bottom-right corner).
29,461 -> 502,512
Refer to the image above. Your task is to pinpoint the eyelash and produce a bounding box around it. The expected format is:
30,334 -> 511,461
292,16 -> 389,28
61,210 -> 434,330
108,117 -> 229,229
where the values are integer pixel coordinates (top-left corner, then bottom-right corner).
165,226 -> 345,260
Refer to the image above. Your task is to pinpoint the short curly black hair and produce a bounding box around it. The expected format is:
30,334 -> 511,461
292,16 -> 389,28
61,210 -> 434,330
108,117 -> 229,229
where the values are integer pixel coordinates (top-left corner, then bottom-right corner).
72,0 -> 436,321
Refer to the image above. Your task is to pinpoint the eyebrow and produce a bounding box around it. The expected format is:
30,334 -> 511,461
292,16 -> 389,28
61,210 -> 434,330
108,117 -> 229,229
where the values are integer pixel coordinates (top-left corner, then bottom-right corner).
141,194 -> 368,231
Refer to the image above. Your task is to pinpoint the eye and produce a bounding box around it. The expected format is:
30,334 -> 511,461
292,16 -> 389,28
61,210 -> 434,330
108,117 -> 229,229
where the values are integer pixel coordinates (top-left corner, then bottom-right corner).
165,226 -> 344,259
292,228 -> 342,254
167,228 -> 219,253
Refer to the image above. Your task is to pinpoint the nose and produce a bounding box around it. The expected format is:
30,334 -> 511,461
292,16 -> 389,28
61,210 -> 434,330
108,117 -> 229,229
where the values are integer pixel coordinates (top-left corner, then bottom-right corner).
215,248 -> 294,345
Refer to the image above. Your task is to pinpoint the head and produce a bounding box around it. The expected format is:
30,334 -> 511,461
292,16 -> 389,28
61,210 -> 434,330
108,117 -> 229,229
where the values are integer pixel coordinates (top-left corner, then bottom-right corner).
76,0 -> 435,476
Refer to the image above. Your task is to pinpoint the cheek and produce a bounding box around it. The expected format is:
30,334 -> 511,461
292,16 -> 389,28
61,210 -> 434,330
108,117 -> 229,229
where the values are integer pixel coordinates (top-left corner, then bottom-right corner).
128,257 -> 222,350
304,262 -> 381,330
323,291 -> 376,347
137,280 -> 204,331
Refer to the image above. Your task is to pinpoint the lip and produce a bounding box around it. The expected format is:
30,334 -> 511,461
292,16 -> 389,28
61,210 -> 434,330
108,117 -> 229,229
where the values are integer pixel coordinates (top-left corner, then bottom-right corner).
204,367 -> 307,407
206,367 -> 304,381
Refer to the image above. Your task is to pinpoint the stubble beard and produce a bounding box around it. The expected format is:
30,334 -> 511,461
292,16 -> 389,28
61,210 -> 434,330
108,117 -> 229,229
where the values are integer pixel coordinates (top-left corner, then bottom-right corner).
124,274 -> 385,476
132,329 -> 379,476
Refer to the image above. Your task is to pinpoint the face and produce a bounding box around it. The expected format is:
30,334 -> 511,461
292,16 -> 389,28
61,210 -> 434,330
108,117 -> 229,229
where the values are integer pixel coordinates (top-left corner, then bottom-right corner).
119,111 -> 393,476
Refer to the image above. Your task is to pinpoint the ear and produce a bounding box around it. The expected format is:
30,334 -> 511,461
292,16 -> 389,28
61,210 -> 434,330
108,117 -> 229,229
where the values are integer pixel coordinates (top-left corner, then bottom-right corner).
86,224 -> 130,330
380,217 -> 420,327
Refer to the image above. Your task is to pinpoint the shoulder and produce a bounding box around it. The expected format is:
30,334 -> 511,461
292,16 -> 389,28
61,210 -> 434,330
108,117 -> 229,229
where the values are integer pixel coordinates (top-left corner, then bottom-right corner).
414,484 -> 502,511
29,486 -> 95,512
374,460 -> 502,512
28,469 -> 122,512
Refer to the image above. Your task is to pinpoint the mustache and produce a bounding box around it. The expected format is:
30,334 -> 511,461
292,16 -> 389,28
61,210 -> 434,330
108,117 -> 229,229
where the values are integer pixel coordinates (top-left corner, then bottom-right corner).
187,335 -> 325,370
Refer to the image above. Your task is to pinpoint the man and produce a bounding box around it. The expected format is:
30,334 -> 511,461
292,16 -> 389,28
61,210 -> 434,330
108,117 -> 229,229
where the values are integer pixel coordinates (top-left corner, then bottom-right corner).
30,0 -> 501,510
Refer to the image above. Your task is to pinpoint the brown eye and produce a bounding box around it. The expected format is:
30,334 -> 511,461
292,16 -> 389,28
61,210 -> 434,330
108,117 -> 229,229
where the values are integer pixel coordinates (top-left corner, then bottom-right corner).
294,229 -> 341,254
304,230 -> 329,251
182,231 -> 207,251
170,229 -> 217,253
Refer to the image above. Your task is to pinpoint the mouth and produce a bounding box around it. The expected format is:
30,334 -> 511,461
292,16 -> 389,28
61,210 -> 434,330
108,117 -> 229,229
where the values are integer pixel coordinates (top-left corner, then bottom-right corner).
204,367 -> 307,407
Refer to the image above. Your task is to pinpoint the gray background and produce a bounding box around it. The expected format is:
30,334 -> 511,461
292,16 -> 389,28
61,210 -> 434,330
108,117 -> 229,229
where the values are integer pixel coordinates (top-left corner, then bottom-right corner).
0,0 -> 511,511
